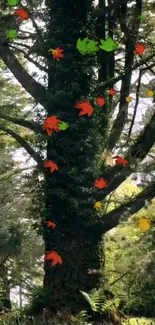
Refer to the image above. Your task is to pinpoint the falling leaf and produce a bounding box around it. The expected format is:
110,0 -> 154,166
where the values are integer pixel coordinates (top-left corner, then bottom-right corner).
99,37 -> 118,52
48,47 -> 64,61
14,8 -> 29,21
109,88 -> 116,96
75,100 -> 94,117
136,218 -> 150,232
46,221 -> 56,228
94,201 -> 102,209
76,38 -> 90,55
112,156 -> 128,167
8,0 -> 19,5
94,178 -> 108,189
44,251 -> 62,266
126,96 -> 132,102
58,121 -> 69,131
42,116 -> 62,136
139,15 -> 146,21
43,160 -> 58,173
7,30 -> 18,42
102,150 -> 114,167
76,38 -> 99,55
96,97 -> 106,107
134,44 -> 146,55
87,40 -> 99,54
147,90 -> 153,97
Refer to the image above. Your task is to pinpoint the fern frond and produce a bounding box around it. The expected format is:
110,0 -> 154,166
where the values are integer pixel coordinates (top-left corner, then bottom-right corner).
80,290 -> 98,311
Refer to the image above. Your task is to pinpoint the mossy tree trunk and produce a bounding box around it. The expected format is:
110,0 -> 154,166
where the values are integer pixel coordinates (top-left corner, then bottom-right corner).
43,0 -> 104,313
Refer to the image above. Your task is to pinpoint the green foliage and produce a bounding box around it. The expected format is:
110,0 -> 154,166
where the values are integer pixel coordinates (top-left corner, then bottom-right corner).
104,183 -> 155,316
80,289 -> 120,315
27,286 -> 48,313
71,310 -> 89,325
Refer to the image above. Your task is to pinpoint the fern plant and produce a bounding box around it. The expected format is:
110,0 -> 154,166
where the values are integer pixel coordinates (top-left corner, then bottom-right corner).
80,288 -> 121,315
71,310 -> 89,325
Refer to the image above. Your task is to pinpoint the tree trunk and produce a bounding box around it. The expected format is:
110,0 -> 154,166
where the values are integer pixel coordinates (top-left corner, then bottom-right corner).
43,0 -> 104,313
1,268 -> 11,311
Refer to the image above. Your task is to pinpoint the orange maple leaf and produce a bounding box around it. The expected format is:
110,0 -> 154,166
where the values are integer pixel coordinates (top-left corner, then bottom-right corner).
94,177 -> 108,189
44,251 -> 62,266
75,100 -> 94,117
43,160 -> 58,173
48,47 -> 64,61
46,221 -> 56,228
96,97 -> 106,107
42,116 -> 62,136
14,8 -> 29,21
109,88 -> 116,96
112,155 -> 128,167
134,44 -> 146,55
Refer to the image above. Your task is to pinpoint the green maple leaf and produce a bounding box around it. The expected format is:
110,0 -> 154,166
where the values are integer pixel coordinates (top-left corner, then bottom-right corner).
7,30 -> 18,42
8,0 -> 19,5
76,38 -> 90,55
87,40 -> 99,54
77,38 -> 99,55
58,121 -> 69,131
139,15 -> 146,21
99,37 -> 118,52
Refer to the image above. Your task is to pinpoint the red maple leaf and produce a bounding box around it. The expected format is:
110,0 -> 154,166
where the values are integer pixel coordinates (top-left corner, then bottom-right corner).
44,251 -> 62,266
49,47 -> 64,61
96,97 -> 106,107
109,88 -> 116,96
42,116 -> 62,136
14,8 -> 29,21
75,100 -> 94,117
134,44 -> 146,55
43,160 -> 58,173
94,177 -> 108,189
112,155 -> 128,167
46,221 -> 56,228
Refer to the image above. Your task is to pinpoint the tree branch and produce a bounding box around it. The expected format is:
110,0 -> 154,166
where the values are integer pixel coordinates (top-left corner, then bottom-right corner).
9,45 -> 48,73
0,45 -> 48,107
93,52 -> 155,96
92,181 -> 155,235
0,112 -> 42,133
106,0 -> 141,150
98,0 -> 131,16
91,111 -> 155,204
127,69 -> 142,143
0,125 -> 43,166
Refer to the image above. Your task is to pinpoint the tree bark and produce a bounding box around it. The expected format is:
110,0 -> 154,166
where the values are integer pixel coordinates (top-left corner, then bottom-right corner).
42,0 -> 103,313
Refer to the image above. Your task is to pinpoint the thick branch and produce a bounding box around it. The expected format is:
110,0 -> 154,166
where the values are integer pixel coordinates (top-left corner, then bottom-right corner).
0,125 -> 43,166
92,181 -> 155,235
0,112 -> 42,133
0,45 -> 47,107
91,111 -> 155,204
107,0 -> 141,150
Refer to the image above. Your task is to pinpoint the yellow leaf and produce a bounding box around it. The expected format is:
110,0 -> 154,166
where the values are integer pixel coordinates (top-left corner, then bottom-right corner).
147,90 -> 154,97
48,48 -> 56,54
94,201 -> 102,209
136,218 -> 150,232
126,96 -> 132,102
101,150 -> 114,167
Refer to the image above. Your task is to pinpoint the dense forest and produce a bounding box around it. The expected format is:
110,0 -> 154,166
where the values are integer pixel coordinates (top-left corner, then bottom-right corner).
0,0 -> 155,324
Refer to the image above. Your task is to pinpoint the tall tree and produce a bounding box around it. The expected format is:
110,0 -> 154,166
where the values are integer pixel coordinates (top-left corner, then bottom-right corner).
0,0 -> 155,314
